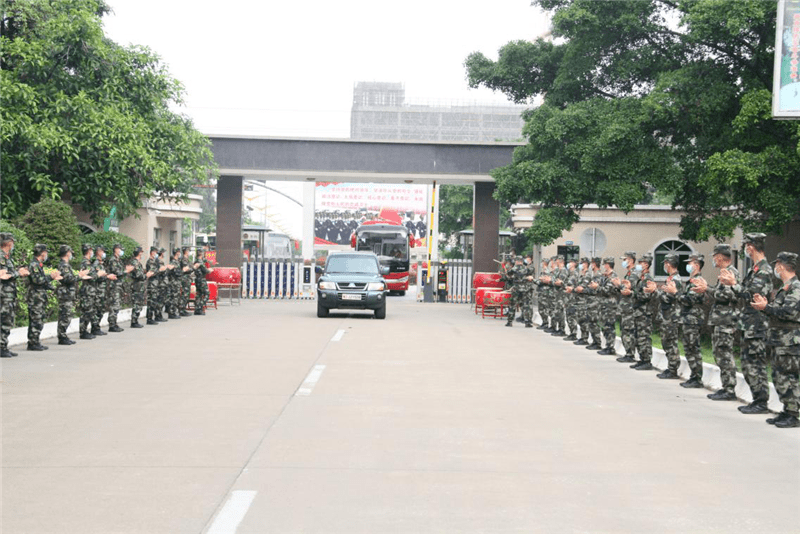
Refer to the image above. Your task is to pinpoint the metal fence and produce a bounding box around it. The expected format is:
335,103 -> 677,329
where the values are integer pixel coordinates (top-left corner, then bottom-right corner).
241,260 -> 314,300
414,260 -> 473,303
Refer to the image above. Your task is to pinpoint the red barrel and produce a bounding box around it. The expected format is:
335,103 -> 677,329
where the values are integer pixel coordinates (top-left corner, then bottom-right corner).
473,272 -> 504,289
475,287 -> 503,309
206,267 -> 241,285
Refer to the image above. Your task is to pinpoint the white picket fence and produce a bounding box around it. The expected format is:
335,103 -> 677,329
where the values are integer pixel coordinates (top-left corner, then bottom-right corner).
241,260 -> 314,299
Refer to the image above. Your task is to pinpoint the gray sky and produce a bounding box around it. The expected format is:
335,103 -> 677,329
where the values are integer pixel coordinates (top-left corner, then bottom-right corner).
102,0 -> 550,138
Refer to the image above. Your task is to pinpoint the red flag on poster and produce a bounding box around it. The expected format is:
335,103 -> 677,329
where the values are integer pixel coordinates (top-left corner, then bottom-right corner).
378,207 -> 402,225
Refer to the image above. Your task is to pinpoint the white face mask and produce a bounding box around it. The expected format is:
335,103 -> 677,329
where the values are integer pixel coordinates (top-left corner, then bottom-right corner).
634,264 -> 643,273
101,252 -> 106,260
622,260 -> 629,269
119,250 -> 124,258
686,264 -> 694,274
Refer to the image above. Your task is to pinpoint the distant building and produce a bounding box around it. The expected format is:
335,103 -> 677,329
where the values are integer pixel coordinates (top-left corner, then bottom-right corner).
350,82 -> 527,142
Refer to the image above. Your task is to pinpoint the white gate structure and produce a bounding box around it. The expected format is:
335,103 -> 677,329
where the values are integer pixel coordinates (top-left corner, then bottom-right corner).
414,260 -> 473,303
241,260 -> 314,299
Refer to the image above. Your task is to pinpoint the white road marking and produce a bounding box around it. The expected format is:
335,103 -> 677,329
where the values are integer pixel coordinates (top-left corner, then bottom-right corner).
331,329 -> 346,342
207,490 -> 257,534
296,364 -> 326,396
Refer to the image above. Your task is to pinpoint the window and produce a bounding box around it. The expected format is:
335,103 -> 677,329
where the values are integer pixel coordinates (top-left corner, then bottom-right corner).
654,240 -> 693,277
153,228 -> 161,249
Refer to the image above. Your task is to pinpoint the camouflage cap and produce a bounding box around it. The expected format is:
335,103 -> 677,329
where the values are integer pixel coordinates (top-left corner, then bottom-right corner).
743,233 -> 766,246
58,244 -> 72,257
94,244 -> 105,252
713,244 -> 732,258
688,253 -> 705,265
602,257 -> 615,266
663,253 -> 679,267
158,247 -> 166,254
591,257 -> 601,266
112,243 -> 122,251
556,255 -> 565,261
550,256 -> 558,262
0,232 -> 13,242
772,251 -> 798,270
580,257 -> 590,264
639,253 -> 653,264
181,246 -> 190,253
173,247 -> 181,256
81,243 -> 93,254
620,251 -> 636,260
133,246 -> 143,256
150,246 -> 159,253
514,256 -> 523,263
33,243 -> 48,256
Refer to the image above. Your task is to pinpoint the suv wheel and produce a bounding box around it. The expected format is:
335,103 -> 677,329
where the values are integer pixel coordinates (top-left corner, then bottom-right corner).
317,301 -> 329,318
374,302 -> 386,319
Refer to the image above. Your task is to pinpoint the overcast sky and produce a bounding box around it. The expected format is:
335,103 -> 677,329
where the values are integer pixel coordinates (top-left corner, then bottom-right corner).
102,0 -> 551,138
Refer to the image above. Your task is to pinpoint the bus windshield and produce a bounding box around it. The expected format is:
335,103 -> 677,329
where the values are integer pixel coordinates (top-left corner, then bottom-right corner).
357,231 -> 408,260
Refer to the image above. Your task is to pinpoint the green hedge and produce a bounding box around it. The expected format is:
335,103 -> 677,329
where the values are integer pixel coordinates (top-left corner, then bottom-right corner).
17,199 -> 82,268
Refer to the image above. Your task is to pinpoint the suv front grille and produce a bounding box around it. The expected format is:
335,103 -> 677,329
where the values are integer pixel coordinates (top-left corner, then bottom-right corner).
336,282 -> 368,291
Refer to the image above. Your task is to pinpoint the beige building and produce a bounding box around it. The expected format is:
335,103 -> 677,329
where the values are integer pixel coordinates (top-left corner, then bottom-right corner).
511,204 -> 746,281
73,194 -> 203,252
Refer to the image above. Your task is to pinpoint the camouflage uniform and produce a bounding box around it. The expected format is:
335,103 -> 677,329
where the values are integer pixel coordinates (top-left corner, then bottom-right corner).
156,250 -> 168,320
731,236 -> 773,410
91,250 -> 107,334
503,260 -> 533,326
79,252 -> 99,337
145,252 -> 160,323
26,252 -> 51,347
56,249 -> 78,343
631,257 -> 656,366
105,251 -> 126,329
574,262 -> 592,343
168,252 -> 182,317
1,244 -> 21,354
180,251 -> 193,315
617,253 -> 638,362
585,261 -> 603,348
761,253 -> 800,427
657,261 -> 683,374
129,254 -> 146,327
536,262 -> 550,328
551,259 -> 568,334
678,265 -> 707,384
194,250 -> 210,313
564,262 -> 580,339
706,245 -> 740,396
597,259 -> 619,354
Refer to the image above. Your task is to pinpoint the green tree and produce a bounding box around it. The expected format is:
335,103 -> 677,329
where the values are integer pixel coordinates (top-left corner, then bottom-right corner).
438,185 -> 473,241
1,0 -> 217,224
17,199 -> 83,266
465,0 -> 800,243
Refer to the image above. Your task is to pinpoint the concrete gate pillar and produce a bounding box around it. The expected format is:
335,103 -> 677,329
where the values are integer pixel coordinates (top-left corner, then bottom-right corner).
472,182 -> 499,275
216,175 -> 243,268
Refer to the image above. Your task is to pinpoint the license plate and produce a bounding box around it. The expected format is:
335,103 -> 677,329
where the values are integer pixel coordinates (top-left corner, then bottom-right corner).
341,293 -> 361,301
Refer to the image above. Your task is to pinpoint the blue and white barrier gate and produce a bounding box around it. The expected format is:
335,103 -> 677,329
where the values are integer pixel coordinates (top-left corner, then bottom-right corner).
444,259 -> 472,303
241,260 -> 315,300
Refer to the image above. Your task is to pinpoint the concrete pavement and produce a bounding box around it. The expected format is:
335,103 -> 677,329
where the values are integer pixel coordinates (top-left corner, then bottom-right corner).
2,297 -> 798,533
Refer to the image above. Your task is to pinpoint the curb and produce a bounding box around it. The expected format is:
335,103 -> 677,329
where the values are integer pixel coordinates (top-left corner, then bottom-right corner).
532,312 -> 784,413
8,307 -> 148,348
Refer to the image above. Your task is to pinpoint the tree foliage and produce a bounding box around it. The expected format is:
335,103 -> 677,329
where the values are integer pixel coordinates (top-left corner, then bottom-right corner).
438,185 -> 473,240
465,0 -> 800,243
1,0 -> 217,223
17,199 -> 83,266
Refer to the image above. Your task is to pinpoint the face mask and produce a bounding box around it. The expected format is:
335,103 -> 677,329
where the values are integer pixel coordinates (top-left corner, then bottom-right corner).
774,266 -> 783,280
634,264 -> 643,273
42,254 -> 48,263
686,264 -> 694,274
101,252 -> 106,260
622,260 -> 628,269
119,251 -> 124,258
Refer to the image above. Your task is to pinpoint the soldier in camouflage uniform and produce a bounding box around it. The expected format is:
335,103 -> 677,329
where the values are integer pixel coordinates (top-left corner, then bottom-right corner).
678,253 -> 707,388
597,257 -> 619,355
156,248 -> 169,322
572,258 -> 592,345
583,257 -> 604,350
655,254 -> 683,379
1,233 -> 32,357
145,247 -> 161,325
537,258 -> 551,330
193,247 -> 211,315
129,247 -> 148,328
614,252 -> 639,363
727,233 -> 773,414
752,252 -> 800,428
91,245 -> 109,336
694,244 -> 740,400
630,253 -> 657,370
180,247 -> 193,317
167,248 -> 183,319
78,244 -> 101,340
106,243 -> 132,333
562,258 -> 580,340
550,255 -> 568,336
503,256 -> 534,327
26,244 -> 60,351
56,245 -> 81,345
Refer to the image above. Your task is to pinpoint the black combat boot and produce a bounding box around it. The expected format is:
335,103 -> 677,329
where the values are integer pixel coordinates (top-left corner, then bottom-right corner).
58,337 -> 73,345
130,322 -> 144,329
91,328 -> 107,336
597,347 -> 614,355
738,400 -> 770,414
774,415 -> 800,428
108,325 -> 124,333
551,330 -> 566,337
564,333 -> 577,341
1,349 -> 17,358
505,322 -> 513,327
680,376 -> 704,388
79,331 -> 95,340
616,354 -> 636,363
525,322 -> 533,328
631,360 -> 653,370
27,343 -> 46,351
168,314 -> 180,319
585,343 -> 601,350
180,311 -> 191,317
767,412 -> 790,425
707,389 -> 737,401
657,369 -> 680,380
573,339 -> 589,346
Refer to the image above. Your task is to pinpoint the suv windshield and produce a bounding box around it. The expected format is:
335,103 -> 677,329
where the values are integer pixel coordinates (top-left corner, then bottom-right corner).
326,256 -> 379,274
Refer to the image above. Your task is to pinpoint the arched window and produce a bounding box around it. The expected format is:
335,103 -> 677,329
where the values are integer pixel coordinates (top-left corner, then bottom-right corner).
654,239 -> 693,278
77,223 -> 96,235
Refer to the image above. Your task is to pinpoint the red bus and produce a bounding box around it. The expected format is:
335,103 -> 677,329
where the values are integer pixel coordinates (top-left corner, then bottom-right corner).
350,221 -> 412,295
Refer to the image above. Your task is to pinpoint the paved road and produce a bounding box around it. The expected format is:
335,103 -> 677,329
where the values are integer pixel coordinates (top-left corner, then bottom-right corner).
2,297 -> 798,533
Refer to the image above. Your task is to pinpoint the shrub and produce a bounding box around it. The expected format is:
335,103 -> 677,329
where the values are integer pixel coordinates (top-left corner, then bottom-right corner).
17,199 -> 82,268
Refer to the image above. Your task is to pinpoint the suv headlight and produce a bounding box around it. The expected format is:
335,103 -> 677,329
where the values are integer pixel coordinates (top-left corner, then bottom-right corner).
367,282 -> 385,291
319,281 -> 336,290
